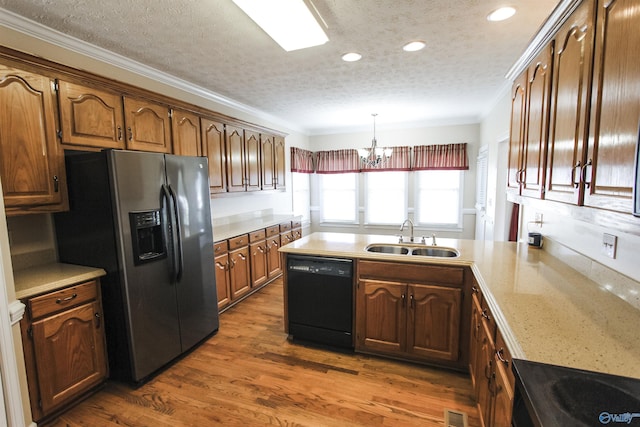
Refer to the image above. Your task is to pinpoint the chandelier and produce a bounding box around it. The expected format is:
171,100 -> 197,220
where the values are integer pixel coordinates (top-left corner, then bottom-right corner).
358,113 -> 392,167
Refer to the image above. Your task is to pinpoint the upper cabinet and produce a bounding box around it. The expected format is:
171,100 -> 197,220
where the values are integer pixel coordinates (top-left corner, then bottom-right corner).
171,109 -> 202,156
261,134 -> 286,190
244,130 -> 261,191
507,45 -> 552,199
57,80 -> 126,150
123,96 -> 171,153
274,136 -> 286,190
201,118 -> 227,194
225,125 -> 262,192
583,0 -> 640,213
545,0 -> 595,204
0,64 -> 67,214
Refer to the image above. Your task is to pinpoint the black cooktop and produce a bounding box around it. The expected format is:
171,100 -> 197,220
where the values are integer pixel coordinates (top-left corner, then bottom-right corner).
512,359 -> 640,426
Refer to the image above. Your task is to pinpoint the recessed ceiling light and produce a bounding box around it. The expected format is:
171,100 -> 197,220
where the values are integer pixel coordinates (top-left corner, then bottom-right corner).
342,52 -> 362,62
402,41 -> 426,52
487,6 -> 516,22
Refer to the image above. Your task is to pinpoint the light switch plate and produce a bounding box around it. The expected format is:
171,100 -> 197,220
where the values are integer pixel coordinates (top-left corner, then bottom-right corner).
602,233 -> 617,259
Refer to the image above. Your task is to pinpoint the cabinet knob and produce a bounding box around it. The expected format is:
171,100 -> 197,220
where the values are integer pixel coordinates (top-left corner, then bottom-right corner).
127,126 -> 133,141
53,175 -> 59,192
117,126 -> 123,141
95,312 -> 101,329
56,293 -> 77,304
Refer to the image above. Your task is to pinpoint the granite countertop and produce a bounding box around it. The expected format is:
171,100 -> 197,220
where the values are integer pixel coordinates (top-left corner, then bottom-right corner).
13,263 -> 106,300
213,214 -> 300,242
279,232 -> 640,380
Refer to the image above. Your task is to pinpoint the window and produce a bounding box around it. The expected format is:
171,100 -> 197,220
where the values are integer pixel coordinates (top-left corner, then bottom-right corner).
365,171 -> 407,224
415,170 -> 463,227
319,173 -> 357,223
291,172 -> 311,222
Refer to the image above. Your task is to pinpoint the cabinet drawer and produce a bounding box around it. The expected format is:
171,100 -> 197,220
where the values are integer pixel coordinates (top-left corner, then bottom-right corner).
266,225 -> 280,237
292,220 -> 302,229
228,234 -> 249,250
28,280 -> 98,319
214,240 -> 228,255
279,221 -> 292,232
280,231 -> 294,246
480,298 -> 496,340
249,229 -> 266,242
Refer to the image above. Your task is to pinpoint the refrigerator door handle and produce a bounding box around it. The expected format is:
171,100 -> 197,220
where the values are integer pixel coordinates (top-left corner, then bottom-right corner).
167,185 -> 184,282
162,184 -> 179,282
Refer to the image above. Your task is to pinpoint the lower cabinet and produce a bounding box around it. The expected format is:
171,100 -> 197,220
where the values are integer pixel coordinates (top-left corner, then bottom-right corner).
214,240 -> 232,310
356,260 -> 467,368
20,279 -> 108,422
249,229 -> 269,288
470,286 -> 515,427
228,234 -> 251,301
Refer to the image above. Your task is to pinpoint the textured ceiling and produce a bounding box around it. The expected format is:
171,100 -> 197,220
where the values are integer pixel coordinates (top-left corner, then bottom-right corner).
0,0 -> 560,134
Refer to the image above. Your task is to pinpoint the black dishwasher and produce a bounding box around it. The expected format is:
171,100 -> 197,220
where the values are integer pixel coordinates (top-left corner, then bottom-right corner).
287,255 -> 353,349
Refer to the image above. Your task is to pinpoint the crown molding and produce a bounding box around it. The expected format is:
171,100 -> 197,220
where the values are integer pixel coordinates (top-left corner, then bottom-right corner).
0,8 -> 305,135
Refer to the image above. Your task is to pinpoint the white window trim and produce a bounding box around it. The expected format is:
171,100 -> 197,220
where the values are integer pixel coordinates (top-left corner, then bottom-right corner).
318,173 -> 359,225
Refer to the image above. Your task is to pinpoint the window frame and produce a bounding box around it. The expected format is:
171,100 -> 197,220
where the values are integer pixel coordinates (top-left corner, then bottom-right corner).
363,171 -> 409,226
414,170 -> 464,230
318,172 -> 359,225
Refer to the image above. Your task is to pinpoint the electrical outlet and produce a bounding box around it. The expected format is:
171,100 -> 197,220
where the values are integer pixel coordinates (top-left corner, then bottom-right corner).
534,212 -> 543,227
602,233 -> 617,259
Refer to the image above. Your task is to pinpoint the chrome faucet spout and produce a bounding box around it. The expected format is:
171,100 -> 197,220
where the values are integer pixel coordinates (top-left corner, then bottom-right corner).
400,219 -> 414,242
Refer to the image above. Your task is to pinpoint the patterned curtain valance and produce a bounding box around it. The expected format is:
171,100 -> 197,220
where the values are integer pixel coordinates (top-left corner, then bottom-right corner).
360,146 -> 412,172
315,149 -> 360,174
290,147 -> 314,173
412,143 -> 469,171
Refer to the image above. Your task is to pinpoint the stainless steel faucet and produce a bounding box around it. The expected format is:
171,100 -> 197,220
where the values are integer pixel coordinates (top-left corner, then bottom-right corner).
399,219 -> 414,242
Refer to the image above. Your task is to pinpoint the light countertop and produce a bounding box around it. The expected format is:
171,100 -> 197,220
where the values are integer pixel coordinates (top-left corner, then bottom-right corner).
279,232 -> 640,379
14,263 -> 106,300
213,214 -> 300,242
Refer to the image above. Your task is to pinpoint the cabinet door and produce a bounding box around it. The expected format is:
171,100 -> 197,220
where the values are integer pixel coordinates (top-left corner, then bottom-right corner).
123,96 -> 171,153
202,119 -> 227,194
57,80 -> 126,149
274,136 -> 286,189
355,279 -> 406,356
407,284 -> 461,361
31,301 -> 107,415
0,65 -> 66,210
492,360 -> 514,427
266,236 -> 282,278
215,252 -> 231,310
225,125 -> 246,192
245,130 -> 261,191
229,246 -> 251,300
171,109 -> 201,156
261,133 -> 275,190
545,0 -> 595,204
584,0 -> 640,212
249,241 -> 268,288
521,46 -> 552,198
469,292 -> 482,390
507,72 -> 527,192
476,315 -> 495,427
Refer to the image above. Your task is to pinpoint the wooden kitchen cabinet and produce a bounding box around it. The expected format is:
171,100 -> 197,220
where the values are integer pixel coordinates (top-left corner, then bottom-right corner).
20,279 -> 108,422
249,229 -> 268,288
214,240 -> 232,310
274,136 -> 286,190
545,0 -> 595,205
583,0 -> 640,213
469,286 -> 483,391
0,64 -> 67,214
122,96 -> 171,153
356,261 -> 465,366
171,108 -> 201,156
266,225 -> 282,279
507,45 -> 553,198
225,125 -> 261,192
57,80 -> 126,150
228,234 -> 251,300
261,134 -> 286,190
202,118 -> 227,194
244,130 -> 261,191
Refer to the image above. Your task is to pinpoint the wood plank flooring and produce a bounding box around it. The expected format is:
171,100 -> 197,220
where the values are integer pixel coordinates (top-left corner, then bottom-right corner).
47,278 -> 480,426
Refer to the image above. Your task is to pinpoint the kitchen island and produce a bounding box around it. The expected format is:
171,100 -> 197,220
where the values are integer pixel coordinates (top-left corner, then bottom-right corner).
279,232 -> 640,380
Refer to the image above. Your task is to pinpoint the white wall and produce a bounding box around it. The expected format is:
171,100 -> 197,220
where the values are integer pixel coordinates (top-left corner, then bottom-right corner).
308,123 -> 480,239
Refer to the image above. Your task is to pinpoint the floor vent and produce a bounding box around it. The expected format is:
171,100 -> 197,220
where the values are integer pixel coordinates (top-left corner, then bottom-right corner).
444,409 -> 468,427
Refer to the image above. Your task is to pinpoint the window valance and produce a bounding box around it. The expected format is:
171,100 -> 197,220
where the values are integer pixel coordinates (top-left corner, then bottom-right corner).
290,147 -> 314,173
412,143 -> 469,171
315,149 -> 360,174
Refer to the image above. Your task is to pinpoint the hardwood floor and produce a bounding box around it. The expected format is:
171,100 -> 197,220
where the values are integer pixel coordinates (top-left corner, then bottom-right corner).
47,278 -> 480,426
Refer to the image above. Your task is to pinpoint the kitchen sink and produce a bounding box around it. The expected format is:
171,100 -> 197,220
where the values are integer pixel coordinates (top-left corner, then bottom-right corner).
364,244 -> 459,258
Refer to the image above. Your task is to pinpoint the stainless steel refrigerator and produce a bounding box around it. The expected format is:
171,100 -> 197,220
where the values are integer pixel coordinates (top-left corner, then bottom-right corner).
55,149 -> 219,384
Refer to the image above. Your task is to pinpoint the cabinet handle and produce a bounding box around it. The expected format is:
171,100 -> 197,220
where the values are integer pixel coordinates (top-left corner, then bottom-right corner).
238,253 -> 246,260
230,259 -> 236,269
95,312 -> 101,329
581,158 -> 593,188
410,294 -> 415,309
127,126 -> 133,141
401,294 -> 406,307
56,293 -> 77,304
258,245 -> 265,253
571,161 -> 582,188
481,309 -> 491,321
471,286 -> 479,294
225,261 -> 230,271
117,126 -> 122,141
53,175 -> 59,192
496,348 -> 509,365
